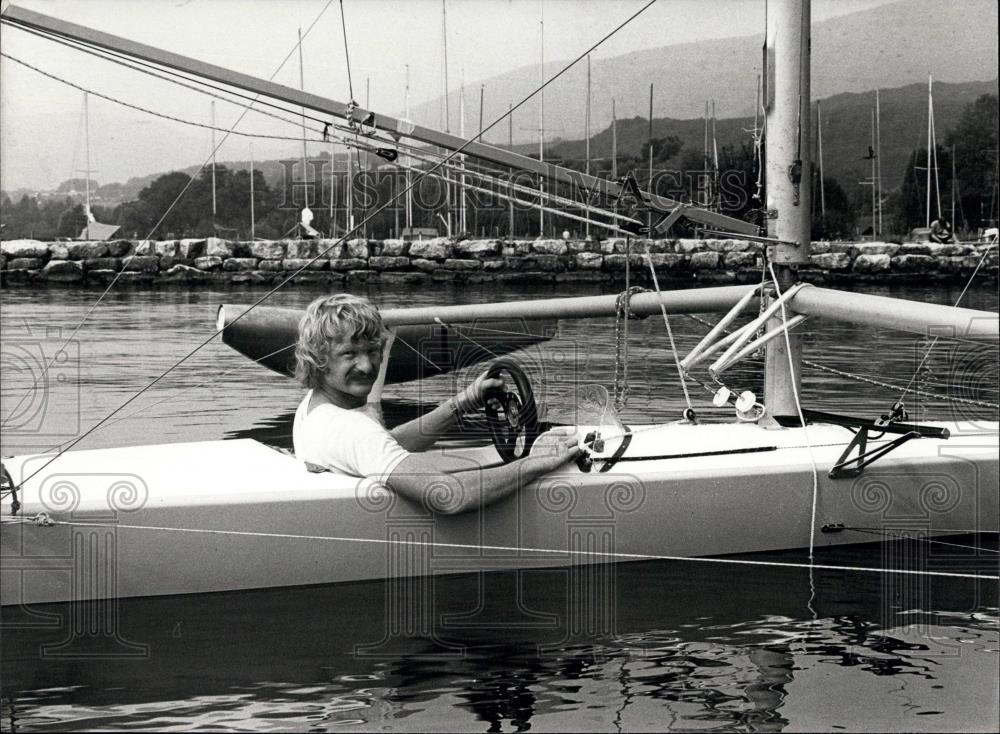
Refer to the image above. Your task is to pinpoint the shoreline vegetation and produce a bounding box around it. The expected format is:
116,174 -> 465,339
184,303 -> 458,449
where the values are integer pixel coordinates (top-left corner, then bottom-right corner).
1,236 -> 996,288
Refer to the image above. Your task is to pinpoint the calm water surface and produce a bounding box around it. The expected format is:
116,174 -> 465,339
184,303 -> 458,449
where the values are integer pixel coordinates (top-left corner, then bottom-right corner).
1,282 -> 998,732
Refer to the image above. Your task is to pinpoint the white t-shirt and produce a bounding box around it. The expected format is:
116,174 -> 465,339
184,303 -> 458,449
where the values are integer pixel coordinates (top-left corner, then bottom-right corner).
293,389 -> 409,482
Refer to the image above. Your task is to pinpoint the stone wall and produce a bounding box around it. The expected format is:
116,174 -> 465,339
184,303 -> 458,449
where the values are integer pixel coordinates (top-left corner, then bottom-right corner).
1,236 -> 996,287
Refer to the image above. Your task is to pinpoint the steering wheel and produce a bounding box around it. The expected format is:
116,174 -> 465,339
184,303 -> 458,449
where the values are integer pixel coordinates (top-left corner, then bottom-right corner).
483,359 -> 541,463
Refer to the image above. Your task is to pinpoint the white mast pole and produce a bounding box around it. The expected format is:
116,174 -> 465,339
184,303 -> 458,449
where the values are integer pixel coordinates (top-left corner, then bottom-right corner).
364,76 -> 370,238
459,79 -> 467,235
926,74 -> 933,228
441,0 -> 452,238
249,142 -> 256,241
611,97 -> 617,180
538,8 -> 545,238
875,88 -> 883,237
930,84 -> 942,222
817,99 -> 826,219
329,140 -> 337,238
508,101 -> 515,238
951,144 -> 957,231
711,99 -> 719,211
83,91 -> 92,239
648,84 -> 654,231
764,0 -> 811,417
404,64 -> 413,233
585,54 -> 591,240
298,28 -> 308,201
871,107 -> 877,240
703,100 -> 710,208
210,99 -> 217,219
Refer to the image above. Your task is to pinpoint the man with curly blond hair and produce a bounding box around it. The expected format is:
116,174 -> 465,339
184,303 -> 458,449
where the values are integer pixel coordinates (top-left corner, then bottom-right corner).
293,294 -> 579,514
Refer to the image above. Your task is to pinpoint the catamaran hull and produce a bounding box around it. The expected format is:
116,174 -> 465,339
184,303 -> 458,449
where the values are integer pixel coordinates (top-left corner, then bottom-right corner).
2,422 -> 996,606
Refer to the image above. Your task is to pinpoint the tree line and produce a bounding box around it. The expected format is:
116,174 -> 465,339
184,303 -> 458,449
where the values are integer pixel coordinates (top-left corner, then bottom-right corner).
2,94 -> 995,242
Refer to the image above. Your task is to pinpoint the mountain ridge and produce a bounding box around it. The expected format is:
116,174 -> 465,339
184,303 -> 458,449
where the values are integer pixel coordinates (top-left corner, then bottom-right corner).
409,0 -> 999,144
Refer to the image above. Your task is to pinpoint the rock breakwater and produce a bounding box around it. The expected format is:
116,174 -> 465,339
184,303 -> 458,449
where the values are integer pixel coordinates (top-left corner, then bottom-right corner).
2,236 -> 995,287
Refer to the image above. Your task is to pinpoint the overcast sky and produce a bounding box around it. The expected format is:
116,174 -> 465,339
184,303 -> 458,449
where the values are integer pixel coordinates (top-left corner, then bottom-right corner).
1,0 -> 899,190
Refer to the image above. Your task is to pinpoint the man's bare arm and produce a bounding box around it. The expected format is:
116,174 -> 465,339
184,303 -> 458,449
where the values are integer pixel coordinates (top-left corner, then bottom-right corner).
385,429 -> 580,514
390,371 -> 504,452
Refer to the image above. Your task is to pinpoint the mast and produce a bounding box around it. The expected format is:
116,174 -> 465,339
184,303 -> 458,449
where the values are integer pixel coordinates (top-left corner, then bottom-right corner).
870,107 -> 877,240
478,84 -> 484,236
648,83 -> 654,233
611,97 -> 617,180
703,100 -> 710,208
249,142 -> 256,241
363,76 -> 370,238
210,99 -> 217,219
538,7 -> 545,238
404,64 -> 413,232
951,143 -> 957,231
817,99 -> 826,219
508,101 -> 515,238
926,75 -> 932,228
763,0 -> 811,417
712,99 -> 719,211
298,28 -> 308,207
441,0 -> 452,236
875,88 -> 883,237
83,91 -> 92,239
930,81 -> 943,223
459,79 -> 467,235
585,54 -> 591,240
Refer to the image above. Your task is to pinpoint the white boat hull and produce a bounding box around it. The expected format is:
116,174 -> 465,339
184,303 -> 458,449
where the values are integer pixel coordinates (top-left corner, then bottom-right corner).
3,421 -> 997,605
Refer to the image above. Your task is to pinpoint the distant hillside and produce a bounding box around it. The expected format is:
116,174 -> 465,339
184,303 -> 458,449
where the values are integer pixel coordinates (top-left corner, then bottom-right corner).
411,0 -> 999,144
8,80 -> 993,216
534,79 -> 999,196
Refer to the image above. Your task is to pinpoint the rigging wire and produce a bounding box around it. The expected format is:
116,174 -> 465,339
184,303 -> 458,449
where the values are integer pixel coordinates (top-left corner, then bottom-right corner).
895,241 -> 998,408
681,312 -> 999,410
639,242 -> 695,413
39,343 -> 299,456
1,516 -> 994,581
0,0 -> 338,431
9,0 -> 665,490
0,52 -> 332,144
2,19 -> 338,135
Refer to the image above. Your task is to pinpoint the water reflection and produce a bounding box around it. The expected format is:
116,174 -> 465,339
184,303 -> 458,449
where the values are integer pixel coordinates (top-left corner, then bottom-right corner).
3,539 -> 996,731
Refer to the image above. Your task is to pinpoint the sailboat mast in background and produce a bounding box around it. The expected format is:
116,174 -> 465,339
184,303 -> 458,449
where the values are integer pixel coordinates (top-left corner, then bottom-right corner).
538,6 -> 545,238
83,91 -> 93,239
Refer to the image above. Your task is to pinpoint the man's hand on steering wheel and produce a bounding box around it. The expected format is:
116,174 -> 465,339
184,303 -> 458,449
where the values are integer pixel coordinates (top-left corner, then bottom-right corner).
451,370 -> 505,414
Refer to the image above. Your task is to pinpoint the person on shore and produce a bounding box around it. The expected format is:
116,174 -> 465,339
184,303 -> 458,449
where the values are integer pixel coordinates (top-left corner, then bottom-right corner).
293,294 -> 580,514
929,217 -> 954,244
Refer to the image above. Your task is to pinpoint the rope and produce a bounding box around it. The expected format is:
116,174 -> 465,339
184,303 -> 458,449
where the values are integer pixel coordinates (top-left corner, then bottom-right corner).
613,285 -> 645,410
839,527 -> 999,554
338,0 -> 356,103
640,242 -> 695,414
770,262 -> 822,562
7,517 -> 994,581
432,319 -> 501,360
